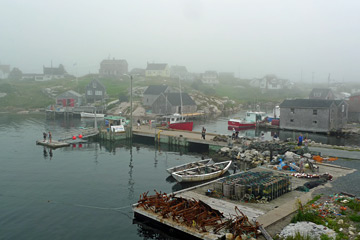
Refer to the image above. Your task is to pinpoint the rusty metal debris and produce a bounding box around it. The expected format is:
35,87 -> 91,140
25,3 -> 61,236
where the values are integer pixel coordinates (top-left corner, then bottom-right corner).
137,190 -> 260,238
214,206 -> 260,238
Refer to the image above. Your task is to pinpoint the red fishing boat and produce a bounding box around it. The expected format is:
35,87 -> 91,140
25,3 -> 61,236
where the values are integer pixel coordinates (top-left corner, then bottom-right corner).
159,113 -> 193,131
228,111 -> 266,129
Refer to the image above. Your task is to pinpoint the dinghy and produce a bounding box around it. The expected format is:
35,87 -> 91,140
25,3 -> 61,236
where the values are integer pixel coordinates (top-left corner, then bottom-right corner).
171,160 -> 232,182
166,159 -> 213,174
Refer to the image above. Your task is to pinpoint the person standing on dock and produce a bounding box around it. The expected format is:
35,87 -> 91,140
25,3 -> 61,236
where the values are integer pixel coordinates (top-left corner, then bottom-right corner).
137,119 -> 141,129
48,131 -> 52,143
201,127 -> 206,140
43,132 -> 47,142
298,133 -> 303,146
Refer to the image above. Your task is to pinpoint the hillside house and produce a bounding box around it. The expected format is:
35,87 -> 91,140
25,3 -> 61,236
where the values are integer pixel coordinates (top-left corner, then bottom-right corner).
250,75 -> 292,92
0,65 -> 10,79
99,59 -> 128,77
85,79 -> 107,103
143,85 -> 172,106
309,88 -> 335,100
279,99 -> 348,133
151,92 -> 197,115
170,65 -> 189,80
145,63 -> 170,77
202,71 -> 219,84
43,64 -> 68,80
348,92 -> 360,122
56,90 -> 83,107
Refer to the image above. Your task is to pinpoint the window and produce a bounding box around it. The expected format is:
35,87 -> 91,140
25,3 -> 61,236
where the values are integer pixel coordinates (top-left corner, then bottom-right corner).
342,105 -> 345,112
313,120 -> 318,124
313,109 -> 317,115
87,90 -> 92,95
92,82 -> 97,88
290,119 -> 294,122
291,108 -> 295,114
95,90 -> 102,96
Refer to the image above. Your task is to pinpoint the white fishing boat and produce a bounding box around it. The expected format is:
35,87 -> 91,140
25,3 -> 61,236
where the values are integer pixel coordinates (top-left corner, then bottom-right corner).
80,112 -> 105,118
166,159 -> 213,174
171,160 -> 232,182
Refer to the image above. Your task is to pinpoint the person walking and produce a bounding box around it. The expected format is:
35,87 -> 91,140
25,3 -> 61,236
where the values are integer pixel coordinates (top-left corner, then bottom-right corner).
48,131 -> 52,143
43,132 -> 47,142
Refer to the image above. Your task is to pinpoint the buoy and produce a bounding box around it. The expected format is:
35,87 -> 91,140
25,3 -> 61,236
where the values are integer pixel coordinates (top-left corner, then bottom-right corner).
78,134 -> 83,138
72,136 -> 76,140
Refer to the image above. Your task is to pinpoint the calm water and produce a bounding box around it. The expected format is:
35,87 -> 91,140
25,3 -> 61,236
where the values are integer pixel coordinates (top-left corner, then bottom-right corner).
0,113 -> 359,240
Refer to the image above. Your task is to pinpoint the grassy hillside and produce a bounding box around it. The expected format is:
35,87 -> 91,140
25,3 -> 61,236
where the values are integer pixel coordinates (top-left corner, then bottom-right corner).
0,75 -> 311,111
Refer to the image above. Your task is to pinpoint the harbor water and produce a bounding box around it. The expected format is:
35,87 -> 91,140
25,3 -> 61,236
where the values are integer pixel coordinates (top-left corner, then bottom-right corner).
0,113 -> 359,240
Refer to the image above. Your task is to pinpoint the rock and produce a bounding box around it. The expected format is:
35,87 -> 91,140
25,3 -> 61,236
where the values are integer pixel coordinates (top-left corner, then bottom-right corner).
337,219 -> 344,225
349,231 -> 355,235
279,222 -> 336,239
225,233 -> 233,240
220,147 -> 230,153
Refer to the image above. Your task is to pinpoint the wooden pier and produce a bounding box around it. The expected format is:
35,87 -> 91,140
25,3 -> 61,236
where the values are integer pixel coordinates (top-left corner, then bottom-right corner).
133,164 -> 355,239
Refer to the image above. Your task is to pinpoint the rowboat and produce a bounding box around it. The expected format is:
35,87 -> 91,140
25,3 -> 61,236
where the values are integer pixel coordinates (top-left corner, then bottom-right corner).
166,158 -> 213,174
171,160 -> 232,182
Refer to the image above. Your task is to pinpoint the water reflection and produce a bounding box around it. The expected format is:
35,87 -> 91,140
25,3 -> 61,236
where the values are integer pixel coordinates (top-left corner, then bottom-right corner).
42,147 -> 54,160
128,143 -> 134,200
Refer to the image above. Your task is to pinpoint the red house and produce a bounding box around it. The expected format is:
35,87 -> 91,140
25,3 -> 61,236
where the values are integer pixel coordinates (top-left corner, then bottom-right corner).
56,90 -> 83,107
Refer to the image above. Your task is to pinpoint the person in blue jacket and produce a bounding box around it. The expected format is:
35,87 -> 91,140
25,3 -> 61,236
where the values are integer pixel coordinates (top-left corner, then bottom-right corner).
298,134 -> 303,146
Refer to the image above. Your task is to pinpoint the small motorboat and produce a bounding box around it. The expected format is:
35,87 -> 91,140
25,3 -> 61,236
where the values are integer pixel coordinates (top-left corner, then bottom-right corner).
171,160 -> 232,182
166,158 -> 213,174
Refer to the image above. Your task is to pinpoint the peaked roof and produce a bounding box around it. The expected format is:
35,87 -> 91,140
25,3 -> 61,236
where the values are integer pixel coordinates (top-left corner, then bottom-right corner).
146,63 -> 168,71
165,92 -> 196,106
143,85 -> 169,95
87,79 -> 106,89
309,88 -> 334,99
43,64 -> 67,75
279,99 -> 336,108
100,59 -> 128,65
57,90 -> 82,98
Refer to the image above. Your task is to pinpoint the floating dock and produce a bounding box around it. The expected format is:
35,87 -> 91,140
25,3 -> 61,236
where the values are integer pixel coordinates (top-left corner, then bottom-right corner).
36,140 -> 70,148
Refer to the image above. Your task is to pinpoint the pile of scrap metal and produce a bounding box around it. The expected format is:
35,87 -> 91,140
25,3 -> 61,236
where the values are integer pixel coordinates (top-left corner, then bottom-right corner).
137,190 -> 224,232
137,190 -> 260,238
213,206 -> 261,239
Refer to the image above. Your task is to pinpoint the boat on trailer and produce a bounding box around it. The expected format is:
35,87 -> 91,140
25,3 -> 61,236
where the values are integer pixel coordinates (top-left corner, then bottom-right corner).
171,160 -> 232,182
166,158 -> 213,174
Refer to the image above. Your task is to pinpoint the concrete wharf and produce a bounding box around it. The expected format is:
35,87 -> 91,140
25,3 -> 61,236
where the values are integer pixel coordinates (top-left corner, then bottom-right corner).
133,162 -> 355,239
132,127 -> 229,150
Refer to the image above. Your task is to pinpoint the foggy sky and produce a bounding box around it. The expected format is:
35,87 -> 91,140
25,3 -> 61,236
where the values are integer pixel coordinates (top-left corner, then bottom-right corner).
1,0 -> 359,82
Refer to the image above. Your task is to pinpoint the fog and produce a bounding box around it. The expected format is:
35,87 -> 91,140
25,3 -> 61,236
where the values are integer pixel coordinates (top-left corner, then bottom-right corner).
1,0 -> 359,82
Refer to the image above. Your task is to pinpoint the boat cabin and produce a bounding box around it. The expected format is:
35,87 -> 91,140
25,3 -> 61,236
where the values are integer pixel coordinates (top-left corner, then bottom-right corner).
104,116 -> 128,127
159,113 -> 187,124
245,111 -> 266,122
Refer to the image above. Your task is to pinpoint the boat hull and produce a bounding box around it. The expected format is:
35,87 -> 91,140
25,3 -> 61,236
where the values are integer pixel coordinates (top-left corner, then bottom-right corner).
171,160 -> 232,182
169,121 -> 193,131
228,120 -> 256,128
81,112 -> 105,118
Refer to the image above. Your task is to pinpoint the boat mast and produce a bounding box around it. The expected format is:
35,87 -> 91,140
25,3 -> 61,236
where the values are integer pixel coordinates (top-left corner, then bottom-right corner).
179,79 -> 183,115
